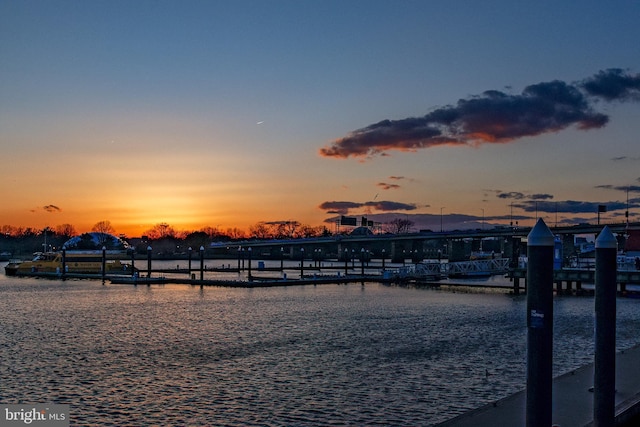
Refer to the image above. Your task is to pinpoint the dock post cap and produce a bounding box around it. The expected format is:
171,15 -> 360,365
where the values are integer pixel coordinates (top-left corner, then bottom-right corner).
527,218 -> 555,246
595,225 -> 617,249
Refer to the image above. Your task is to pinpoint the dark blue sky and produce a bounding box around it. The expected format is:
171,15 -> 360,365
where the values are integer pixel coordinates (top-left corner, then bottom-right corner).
2,0 -> 639,234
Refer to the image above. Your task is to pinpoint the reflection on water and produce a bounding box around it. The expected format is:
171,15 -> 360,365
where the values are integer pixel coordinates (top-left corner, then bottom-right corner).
1,269 -> 639,426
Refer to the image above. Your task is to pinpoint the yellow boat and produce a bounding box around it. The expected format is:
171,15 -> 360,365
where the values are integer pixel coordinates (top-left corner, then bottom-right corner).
4,251 -> 133,276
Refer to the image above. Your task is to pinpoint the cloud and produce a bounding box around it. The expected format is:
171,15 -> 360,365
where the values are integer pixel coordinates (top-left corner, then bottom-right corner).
497,191 -> 526,200
43,205 -> 61,213
513,200 -> 628,213
530,193 -> 554,200
318,201 -> 362,215
610,156 -> 640,162
377,182 -> 401,190
320,68 -> 640,159
496,191 -> 553,200
595,184 -> 640,193
580,68 -> 640,101
319,200 -> 417,215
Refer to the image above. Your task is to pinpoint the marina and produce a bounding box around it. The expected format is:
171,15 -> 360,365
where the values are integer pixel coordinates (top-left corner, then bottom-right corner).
3,225 -> 640,425
2,268 -> 640,426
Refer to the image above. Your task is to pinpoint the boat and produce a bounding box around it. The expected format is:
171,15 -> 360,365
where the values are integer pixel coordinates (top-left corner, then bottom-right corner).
4,251 -> 134,277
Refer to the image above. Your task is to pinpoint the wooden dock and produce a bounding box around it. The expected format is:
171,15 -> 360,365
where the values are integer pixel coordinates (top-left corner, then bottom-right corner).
108,274 -> 383,287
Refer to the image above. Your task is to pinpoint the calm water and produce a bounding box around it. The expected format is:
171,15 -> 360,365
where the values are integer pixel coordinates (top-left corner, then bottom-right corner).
1,263 -> 640,426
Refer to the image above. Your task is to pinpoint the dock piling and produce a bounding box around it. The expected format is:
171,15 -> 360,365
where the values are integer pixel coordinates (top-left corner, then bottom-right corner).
199,246 -> 204,281
147,246 -> 152,278
594,226 -> 617,427
101,246 -> 106,282
526,218 -> 555,427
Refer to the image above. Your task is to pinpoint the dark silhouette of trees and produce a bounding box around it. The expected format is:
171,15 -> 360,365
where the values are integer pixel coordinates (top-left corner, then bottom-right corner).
91,220 -> 116,246
145,223 -> 176,240
385,218 -> 414,234
55,223 -> 76,240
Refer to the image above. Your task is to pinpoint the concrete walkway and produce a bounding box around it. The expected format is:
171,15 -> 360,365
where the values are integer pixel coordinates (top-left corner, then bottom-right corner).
436,344 -> 640,427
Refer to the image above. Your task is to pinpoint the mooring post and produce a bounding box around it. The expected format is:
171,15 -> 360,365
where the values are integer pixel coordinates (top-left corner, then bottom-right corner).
300,248 -> 304,279
199,246 -> 205,281
247,247 -> 252,281
344,249 -> 349,275
147,246 -> 152,278
382,249 -> 386,271
188,246 -> 192,277
61,246 -> 67,280
130,248 -> 135,277
102,246 -> 107,281
594,226 -> 617,427
526,218 -> 555,427
361,248 -> 365,276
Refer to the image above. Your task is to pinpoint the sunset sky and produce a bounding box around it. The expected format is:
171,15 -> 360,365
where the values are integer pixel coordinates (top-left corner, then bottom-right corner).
2,1 -> 640,237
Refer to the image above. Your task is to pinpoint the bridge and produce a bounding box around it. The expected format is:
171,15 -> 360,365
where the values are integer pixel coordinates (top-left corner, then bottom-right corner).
209,221 -> 640,264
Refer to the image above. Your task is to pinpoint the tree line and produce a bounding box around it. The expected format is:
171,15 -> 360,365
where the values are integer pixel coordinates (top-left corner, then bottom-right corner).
0,218 -> 414,256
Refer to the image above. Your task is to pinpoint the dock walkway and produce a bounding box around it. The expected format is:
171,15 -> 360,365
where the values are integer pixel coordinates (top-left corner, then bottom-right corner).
436,345 -> 640,427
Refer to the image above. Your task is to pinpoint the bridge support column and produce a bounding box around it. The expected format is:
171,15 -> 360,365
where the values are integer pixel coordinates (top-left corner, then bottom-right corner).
390,241 -> 404,263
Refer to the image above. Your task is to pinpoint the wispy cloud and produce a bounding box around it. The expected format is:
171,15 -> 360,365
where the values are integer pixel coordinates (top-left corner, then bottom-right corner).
513,200 -> 629,213
34,204 -> 62,213
595,184 -> 640,193
320,68 -> 640,159
319,200 -> 418,215
495,191 -> 554,201
611,156 -> 640,162
377,182 -> 401,190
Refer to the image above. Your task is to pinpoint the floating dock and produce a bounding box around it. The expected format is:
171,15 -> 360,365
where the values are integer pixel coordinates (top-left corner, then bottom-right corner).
436,344 -> 640,427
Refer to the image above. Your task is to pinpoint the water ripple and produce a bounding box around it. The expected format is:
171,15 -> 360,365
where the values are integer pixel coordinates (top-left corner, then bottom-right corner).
0,275 -> 639,425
